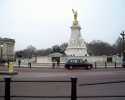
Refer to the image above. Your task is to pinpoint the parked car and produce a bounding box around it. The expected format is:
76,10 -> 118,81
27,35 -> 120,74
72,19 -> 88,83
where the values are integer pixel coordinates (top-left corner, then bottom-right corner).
65,59 -> 93,70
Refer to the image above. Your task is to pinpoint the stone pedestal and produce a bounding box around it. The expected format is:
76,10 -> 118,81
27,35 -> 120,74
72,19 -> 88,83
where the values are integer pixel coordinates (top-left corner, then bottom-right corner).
65,21 -> 88,56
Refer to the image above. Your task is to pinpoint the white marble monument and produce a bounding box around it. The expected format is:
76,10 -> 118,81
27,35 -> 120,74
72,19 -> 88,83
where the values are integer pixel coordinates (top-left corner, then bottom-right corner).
65,9 -> 88,56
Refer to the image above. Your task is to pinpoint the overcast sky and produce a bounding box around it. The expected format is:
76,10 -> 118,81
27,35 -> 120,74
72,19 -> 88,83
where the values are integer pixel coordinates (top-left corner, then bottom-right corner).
0,0 -> 125,51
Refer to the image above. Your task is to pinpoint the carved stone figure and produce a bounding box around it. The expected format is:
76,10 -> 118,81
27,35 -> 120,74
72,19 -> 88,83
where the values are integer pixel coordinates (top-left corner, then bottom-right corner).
72,9 -> 78,25
72,9 -> 78,21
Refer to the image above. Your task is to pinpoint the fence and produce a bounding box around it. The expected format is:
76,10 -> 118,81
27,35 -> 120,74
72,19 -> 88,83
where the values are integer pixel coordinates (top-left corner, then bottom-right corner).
15,62 -> 122,69
1,77 -> 125,100
93,62 -> 122,69
0,77 -> 77,100
78,80 -> 125,99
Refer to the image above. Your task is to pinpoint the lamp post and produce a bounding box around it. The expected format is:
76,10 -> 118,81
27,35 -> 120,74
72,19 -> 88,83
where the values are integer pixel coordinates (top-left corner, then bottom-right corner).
0,44 -> 3,62
120,31 -> 125,67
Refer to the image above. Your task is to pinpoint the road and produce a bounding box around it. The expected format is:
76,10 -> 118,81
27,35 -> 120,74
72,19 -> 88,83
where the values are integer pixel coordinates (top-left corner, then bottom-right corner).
0,67 -> 125,100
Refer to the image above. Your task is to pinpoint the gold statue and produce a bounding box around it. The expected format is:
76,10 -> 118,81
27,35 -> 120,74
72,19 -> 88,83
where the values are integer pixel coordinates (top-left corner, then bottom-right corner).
72,9 -> 78,25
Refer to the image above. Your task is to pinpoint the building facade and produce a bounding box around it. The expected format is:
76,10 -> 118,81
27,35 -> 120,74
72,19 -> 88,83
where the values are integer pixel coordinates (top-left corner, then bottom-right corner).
0,38 -> 15,62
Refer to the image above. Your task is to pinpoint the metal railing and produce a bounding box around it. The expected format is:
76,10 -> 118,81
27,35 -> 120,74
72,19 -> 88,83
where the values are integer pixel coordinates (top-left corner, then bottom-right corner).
0,77 -> 77,100
14,62 -> 122,69
94,62 -> 122,69
78,80 -> 125,99
1,77 -> 125,100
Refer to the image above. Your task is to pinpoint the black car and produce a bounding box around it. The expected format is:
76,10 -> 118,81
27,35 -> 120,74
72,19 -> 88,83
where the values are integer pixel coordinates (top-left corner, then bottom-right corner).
65,59 -> 93,70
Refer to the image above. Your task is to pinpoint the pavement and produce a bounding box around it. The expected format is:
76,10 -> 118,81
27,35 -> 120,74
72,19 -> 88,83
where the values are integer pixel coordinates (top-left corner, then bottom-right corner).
0,66 -> 125,100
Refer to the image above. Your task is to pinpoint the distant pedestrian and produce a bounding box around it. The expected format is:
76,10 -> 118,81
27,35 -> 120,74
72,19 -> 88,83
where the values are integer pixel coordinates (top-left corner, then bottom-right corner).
28,62 -> 31,68
28,59 -> 32,68
52,59 -> 56,69
18,59 -> 21,68
57,60 -> 60,67
7,59 -> 10,68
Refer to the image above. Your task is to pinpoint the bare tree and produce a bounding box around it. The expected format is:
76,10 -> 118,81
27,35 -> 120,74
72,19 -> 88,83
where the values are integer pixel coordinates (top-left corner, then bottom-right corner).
87,40 -> 115,56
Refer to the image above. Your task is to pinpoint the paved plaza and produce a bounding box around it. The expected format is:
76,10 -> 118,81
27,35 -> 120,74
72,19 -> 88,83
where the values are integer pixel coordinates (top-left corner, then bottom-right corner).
1,66 -> 125,100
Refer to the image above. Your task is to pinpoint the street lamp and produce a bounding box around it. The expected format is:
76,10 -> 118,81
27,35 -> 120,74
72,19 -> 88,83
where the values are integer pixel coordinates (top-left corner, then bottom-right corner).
0,44 -> 3,63
120,31 -> 125,67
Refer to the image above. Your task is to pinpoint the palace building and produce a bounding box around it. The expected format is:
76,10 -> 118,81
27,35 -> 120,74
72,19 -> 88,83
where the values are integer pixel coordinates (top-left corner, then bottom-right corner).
0,38 -> 15,62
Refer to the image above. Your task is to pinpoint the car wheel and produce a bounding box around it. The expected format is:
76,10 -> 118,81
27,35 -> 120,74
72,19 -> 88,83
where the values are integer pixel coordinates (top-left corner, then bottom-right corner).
87,66 -> 91,70
69,66 -> 73,69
